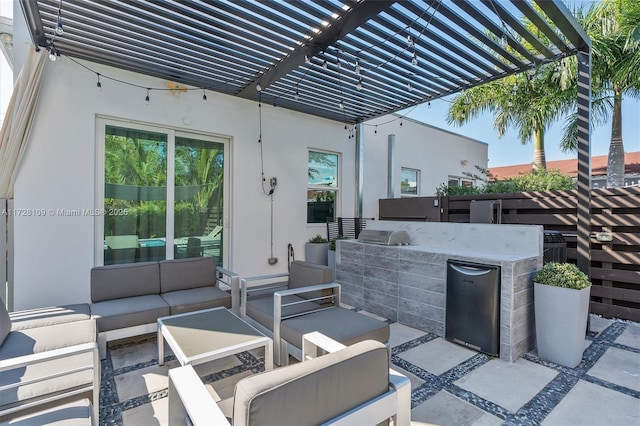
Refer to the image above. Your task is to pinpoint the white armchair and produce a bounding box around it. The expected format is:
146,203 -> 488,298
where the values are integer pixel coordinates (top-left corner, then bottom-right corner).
168,333 -> 411,426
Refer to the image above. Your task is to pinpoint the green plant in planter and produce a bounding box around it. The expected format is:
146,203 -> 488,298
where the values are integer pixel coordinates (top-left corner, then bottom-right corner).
329,236 -> 347,251
308,235 -> 329,244
534,262 -> 591,289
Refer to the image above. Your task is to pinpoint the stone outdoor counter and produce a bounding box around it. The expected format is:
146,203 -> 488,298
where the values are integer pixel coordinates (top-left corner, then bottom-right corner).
335,221 -> 543,362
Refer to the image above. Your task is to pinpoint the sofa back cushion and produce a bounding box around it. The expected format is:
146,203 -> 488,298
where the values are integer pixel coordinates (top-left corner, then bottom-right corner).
159,257 -> 216,293
91,262 -> 160,303
288,260 -> 332,289
0,298 -> 11,347
233,340 -> 389,425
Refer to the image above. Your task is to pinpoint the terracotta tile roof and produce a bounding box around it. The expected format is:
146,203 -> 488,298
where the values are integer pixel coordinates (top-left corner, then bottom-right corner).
489,151 -> 640,180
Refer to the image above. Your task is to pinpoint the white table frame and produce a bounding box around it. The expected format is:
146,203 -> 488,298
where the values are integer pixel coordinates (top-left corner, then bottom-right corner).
158,307 -> 273,371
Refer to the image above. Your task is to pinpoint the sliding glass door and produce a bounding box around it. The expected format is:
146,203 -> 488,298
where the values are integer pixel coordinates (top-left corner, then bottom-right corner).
98,119 -> 228,267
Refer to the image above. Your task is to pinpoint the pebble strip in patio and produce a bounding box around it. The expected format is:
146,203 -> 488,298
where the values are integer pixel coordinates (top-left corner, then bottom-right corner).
99,316 -> 640,426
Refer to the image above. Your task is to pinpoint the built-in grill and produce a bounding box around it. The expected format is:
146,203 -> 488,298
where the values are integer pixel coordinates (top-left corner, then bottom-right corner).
357,229 -> 411,245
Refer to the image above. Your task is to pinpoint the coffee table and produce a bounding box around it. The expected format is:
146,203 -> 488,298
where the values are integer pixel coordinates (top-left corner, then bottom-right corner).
157,307 -> 273,371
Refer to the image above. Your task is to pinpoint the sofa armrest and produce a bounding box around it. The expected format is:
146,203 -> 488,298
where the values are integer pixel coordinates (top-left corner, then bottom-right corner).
0,342 -> 97,372
239,272 -> 289,317
216,266 -> 240,314
168,365 -> 230,426
275,282 -> 341,307
302,331 -> 347,361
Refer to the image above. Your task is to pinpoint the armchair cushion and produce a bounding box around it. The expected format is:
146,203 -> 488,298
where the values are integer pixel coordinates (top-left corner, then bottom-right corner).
161,287 -> 231,315
91,262 -> 160,302
232,340 -> 389,425
245,295 -> 320,332
3,398 -> 91,426
0,321 -> 96,360
9,304 -> 90,331
0,300 -> 10,347
281,307 -> 390,350
159,257 -> 217,293
287,261 -> 332,289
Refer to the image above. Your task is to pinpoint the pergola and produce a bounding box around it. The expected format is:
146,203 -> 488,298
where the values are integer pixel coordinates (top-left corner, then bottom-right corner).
19,0 -> 593,272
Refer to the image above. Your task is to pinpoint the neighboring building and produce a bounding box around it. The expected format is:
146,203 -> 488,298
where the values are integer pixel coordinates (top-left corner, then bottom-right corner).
489,151 -> 640,188
3,9 -> 487,310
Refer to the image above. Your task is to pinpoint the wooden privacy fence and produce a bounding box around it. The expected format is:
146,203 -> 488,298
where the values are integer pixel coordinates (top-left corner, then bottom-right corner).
379,186 -> 640,322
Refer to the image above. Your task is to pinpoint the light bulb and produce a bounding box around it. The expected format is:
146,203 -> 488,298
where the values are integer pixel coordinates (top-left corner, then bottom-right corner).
48,47 -> 57,61
256,84 -> 262,92
202,90 -> 207,103
322,60 -> 327,69
294,90 -> 299,100
500,35 -> 508,48
356,80 -> 362,91
512,82 -> 518,92
305,55 -> 310,64
56,20 -> 64,36
508,100 -> 513,107
407,82 -> 413,92
338,100 -> 344,110
145,89 -> 150,104
374,126 -> 377,134
411,52 -> 418,66
354,59 -> 360,75
407,34 -> 414,47
428,101 -> 431,109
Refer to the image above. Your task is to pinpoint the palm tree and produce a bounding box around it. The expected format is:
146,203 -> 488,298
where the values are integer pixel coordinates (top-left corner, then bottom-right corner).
447,63 -> 573,171
560,0 -> 640,187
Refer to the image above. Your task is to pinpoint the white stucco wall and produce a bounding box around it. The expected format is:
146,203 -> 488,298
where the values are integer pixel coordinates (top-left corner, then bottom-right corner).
11,56 -> 355,309
361,115 -> 488,219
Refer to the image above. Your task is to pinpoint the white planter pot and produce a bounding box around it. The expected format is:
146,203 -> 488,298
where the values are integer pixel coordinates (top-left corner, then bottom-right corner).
305,242 -> 330,265
327,250 -> 336,281
534,282 -> 591,368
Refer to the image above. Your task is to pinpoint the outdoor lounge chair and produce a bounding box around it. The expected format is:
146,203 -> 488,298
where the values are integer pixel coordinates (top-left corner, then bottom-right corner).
168,332 -> 411,426
240,260 -> 389,365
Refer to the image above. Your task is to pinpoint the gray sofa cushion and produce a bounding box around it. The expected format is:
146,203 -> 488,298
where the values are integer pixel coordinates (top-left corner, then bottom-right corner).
2,398 -> 91,426
161,287 -> 231,315
90,295 -> 169,332
9,304 -> 90,331
0,321 -> 96,360
281,307 -> 389,349
0,299 -> 10,347
0,351 -> 94,413
245,295 -> 321,332
288,260 -> 333,289
233,340 -> 389,425
159,256 -> 216,293
90,262 -> 160,303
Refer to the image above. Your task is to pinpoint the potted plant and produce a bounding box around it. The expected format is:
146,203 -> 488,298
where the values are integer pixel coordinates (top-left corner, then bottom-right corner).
305,235 -> 330,265
533,262 -> 591,368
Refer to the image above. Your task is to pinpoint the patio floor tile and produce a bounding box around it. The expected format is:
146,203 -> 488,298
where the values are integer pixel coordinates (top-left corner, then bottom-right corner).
121,398 -> 168,426
110,339 -> 163,370
399,338 -> 476,375
114,361 -> 179,401
454,358 -> 557,412
587,346 -> 640,391
615,322 -> 640,350
589,315 -> 614,336
389,322 -> 427,348
411,391 -> 501,426
541,379 -> 640,425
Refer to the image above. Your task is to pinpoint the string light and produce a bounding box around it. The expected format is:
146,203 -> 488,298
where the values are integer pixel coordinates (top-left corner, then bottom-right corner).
96,73 -> 102,90
428,101 -> 431,108
256,83 -> 262,92
202,89 -> 207,103
294,89 -> 300,100
55,12 -> 64,35
411,51 -> 418,66
322,60 -> 328,69
145,88 -> 150,104
338,100 -> 344,110
374,125 -> 377,134
407,34 -> 414,47
354,59 -> 360,75
304,55 -> 310,64
48,45 -> 57,61
356,77 -> 362,91
407,82 -> 412,92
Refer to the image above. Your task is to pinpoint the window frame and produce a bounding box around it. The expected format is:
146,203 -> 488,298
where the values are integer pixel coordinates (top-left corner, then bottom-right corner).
307,149 -> 340,224
95,117 -> 230,266
400,167 -> 420,197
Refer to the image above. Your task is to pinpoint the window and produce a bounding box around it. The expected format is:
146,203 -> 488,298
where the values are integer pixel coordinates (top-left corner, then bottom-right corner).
307,150 -> 339,223
401,168 -> 419,196
448,176 -> 474,188
99,121 -> 228,266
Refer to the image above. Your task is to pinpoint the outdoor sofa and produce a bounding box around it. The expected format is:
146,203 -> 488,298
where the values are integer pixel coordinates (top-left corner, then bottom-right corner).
240,260 -> 390,365
0,300 -> 99,424
90,256 -> 238,358
168,332 -> 411,425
